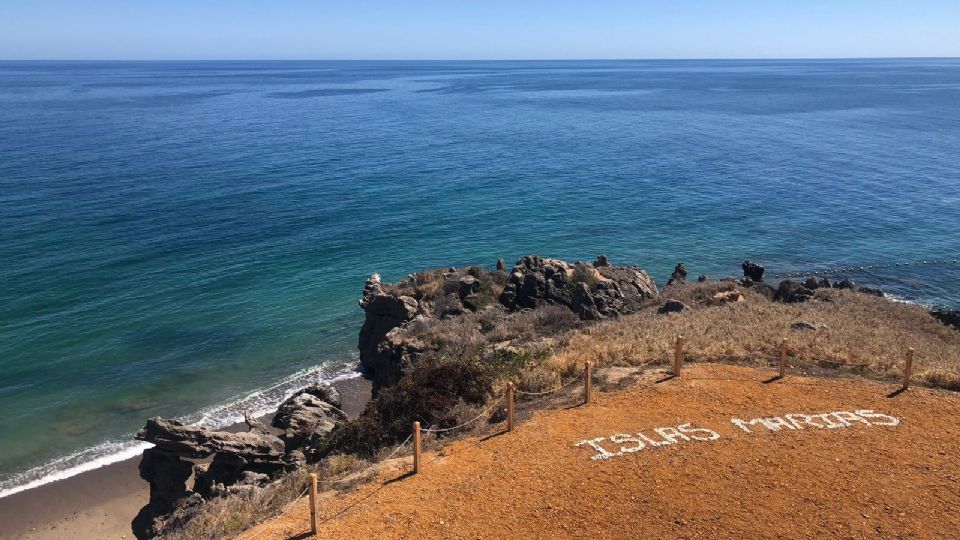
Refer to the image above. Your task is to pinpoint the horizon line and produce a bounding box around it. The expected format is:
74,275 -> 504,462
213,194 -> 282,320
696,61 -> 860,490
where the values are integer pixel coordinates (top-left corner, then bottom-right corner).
2,56 -> 959,63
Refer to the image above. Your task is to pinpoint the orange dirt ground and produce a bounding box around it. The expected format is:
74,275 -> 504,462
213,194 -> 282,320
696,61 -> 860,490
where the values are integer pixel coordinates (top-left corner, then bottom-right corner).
243,364 -> 960,539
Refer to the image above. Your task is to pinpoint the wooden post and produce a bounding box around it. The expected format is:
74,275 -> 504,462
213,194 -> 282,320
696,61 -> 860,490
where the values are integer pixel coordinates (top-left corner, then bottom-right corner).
674,335 -> 684,377
308,472 -> 318,535
584,361 -> 593,404
507,382 -> 515,432
779,338 -> 788,378
412,421 -> 421,474
902,347 -> 914,390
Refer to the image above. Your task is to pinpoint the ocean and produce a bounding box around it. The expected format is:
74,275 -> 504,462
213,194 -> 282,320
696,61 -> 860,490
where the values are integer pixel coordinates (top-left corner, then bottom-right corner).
1,59 -> 958,497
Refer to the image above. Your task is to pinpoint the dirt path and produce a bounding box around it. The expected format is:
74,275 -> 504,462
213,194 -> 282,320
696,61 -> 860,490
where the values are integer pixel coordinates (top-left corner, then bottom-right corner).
244,364 -> 960,539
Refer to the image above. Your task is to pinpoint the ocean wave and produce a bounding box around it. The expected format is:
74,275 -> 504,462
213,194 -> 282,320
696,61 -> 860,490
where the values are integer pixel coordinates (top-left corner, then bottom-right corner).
0,361 -> 360,499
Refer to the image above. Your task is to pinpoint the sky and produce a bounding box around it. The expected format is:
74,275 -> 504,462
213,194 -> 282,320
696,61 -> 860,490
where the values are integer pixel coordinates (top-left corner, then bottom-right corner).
1,0 -> 958,60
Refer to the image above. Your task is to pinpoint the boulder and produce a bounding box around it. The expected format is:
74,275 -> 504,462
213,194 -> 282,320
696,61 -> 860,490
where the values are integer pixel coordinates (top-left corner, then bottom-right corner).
740,277 -> 776,300
496,258 -> 506,271
596,265 -> 658,303
594,254 -> 609,267
571,282 -> 601,321
697,275 -> 708,283
742,261 -> 765,282
857,286 -> 884,297
272,387 -> 347,450
666,262 -> 687,287
657,299 -> 690,314
834,278 -> 856,290
774,280 -> 814,303
931,309 -> 960,331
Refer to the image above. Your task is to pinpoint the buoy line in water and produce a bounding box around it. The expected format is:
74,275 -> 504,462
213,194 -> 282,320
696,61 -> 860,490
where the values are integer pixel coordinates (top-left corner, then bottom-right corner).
768,258 -> 960,280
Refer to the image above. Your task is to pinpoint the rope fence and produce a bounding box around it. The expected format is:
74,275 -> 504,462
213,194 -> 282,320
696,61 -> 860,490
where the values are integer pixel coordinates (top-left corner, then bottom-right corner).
513,368 -> 587,397
421,397 -> 505,434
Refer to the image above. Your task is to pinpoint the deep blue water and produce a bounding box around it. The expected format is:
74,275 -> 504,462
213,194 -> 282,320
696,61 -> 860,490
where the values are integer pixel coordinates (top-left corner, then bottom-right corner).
1,59 -> 959,496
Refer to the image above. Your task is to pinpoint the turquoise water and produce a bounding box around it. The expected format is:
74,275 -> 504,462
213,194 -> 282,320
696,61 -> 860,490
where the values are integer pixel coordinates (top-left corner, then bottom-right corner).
1,59 -> 959,496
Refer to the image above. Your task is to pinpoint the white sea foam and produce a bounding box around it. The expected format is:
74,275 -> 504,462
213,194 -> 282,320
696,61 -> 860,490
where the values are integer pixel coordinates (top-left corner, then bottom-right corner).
0,361 -> 361,500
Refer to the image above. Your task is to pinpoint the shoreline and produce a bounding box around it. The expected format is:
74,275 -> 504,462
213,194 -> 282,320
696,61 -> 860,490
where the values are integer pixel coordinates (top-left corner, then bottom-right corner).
0,375 -> 372,540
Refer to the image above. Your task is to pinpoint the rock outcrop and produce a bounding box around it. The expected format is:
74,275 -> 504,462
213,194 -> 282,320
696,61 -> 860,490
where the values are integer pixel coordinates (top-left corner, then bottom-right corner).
132,418 -> 289,538
358,273 -> 420,392
742,261 -> 765,282
931,309 -> 960,331
775,280 -> 815,303
666,262 -> 687,287
499,255 -> 573,310
133,384 -> 347,539
497,255 -> 658,320
772,276 -> 884,304
136,418 -> 285,462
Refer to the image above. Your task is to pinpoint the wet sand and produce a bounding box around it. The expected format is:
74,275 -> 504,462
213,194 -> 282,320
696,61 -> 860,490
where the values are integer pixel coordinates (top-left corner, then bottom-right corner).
0,375 -> 371,540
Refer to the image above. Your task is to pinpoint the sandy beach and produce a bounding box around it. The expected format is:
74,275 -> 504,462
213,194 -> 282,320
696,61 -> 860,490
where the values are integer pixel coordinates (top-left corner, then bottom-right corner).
0,376 -> 371,540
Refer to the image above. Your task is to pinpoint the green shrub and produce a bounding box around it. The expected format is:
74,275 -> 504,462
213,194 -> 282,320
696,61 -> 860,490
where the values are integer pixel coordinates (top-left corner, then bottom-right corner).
568,263 -> 599,292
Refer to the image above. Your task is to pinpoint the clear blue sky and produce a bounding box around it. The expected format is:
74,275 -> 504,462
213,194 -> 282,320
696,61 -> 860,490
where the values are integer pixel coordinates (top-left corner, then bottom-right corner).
1,0 -> 958,60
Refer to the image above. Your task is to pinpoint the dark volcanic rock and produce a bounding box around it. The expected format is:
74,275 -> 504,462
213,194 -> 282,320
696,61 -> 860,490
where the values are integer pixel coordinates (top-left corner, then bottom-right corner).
774,280 -> 814,303
931,309 -> 960,331
666,262 -> 687,287
657,299 -> 690,314
571,282 -> 600,321
500,255 -> 657,320
740,277 -> 776,300
594,254 -> 609,267
857,286 -> 884,297
742,261 -> 765,282
834,278 -> 856,290
697,274 -> 708,283
499,255 -> 573,310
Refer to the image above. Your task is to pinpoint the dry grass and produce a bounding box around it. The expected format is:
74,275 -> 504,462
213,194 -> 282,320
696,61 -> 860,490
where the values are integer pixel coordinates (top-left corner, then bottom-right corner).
549,285 -> 960,390
160,455 -> 372,540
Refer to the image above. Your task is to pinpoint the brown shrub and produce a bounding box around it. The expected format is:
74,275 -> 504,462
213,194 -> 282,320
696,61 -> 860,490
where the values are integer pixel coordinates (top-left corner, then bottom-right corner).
518,365 -> 561,394
323,348 -> 495,457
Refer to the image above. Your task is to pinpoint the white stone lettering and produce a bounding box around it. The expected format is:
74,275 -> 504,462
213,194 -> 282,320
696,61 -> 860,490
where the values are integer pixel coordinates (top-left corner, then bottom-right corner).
677,423 -> 720,441
609,433 -> 646,454
576,410 -> 898,461
575,437 -> 617,461
653,427 -> 690,444
855,409 -> 900,426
